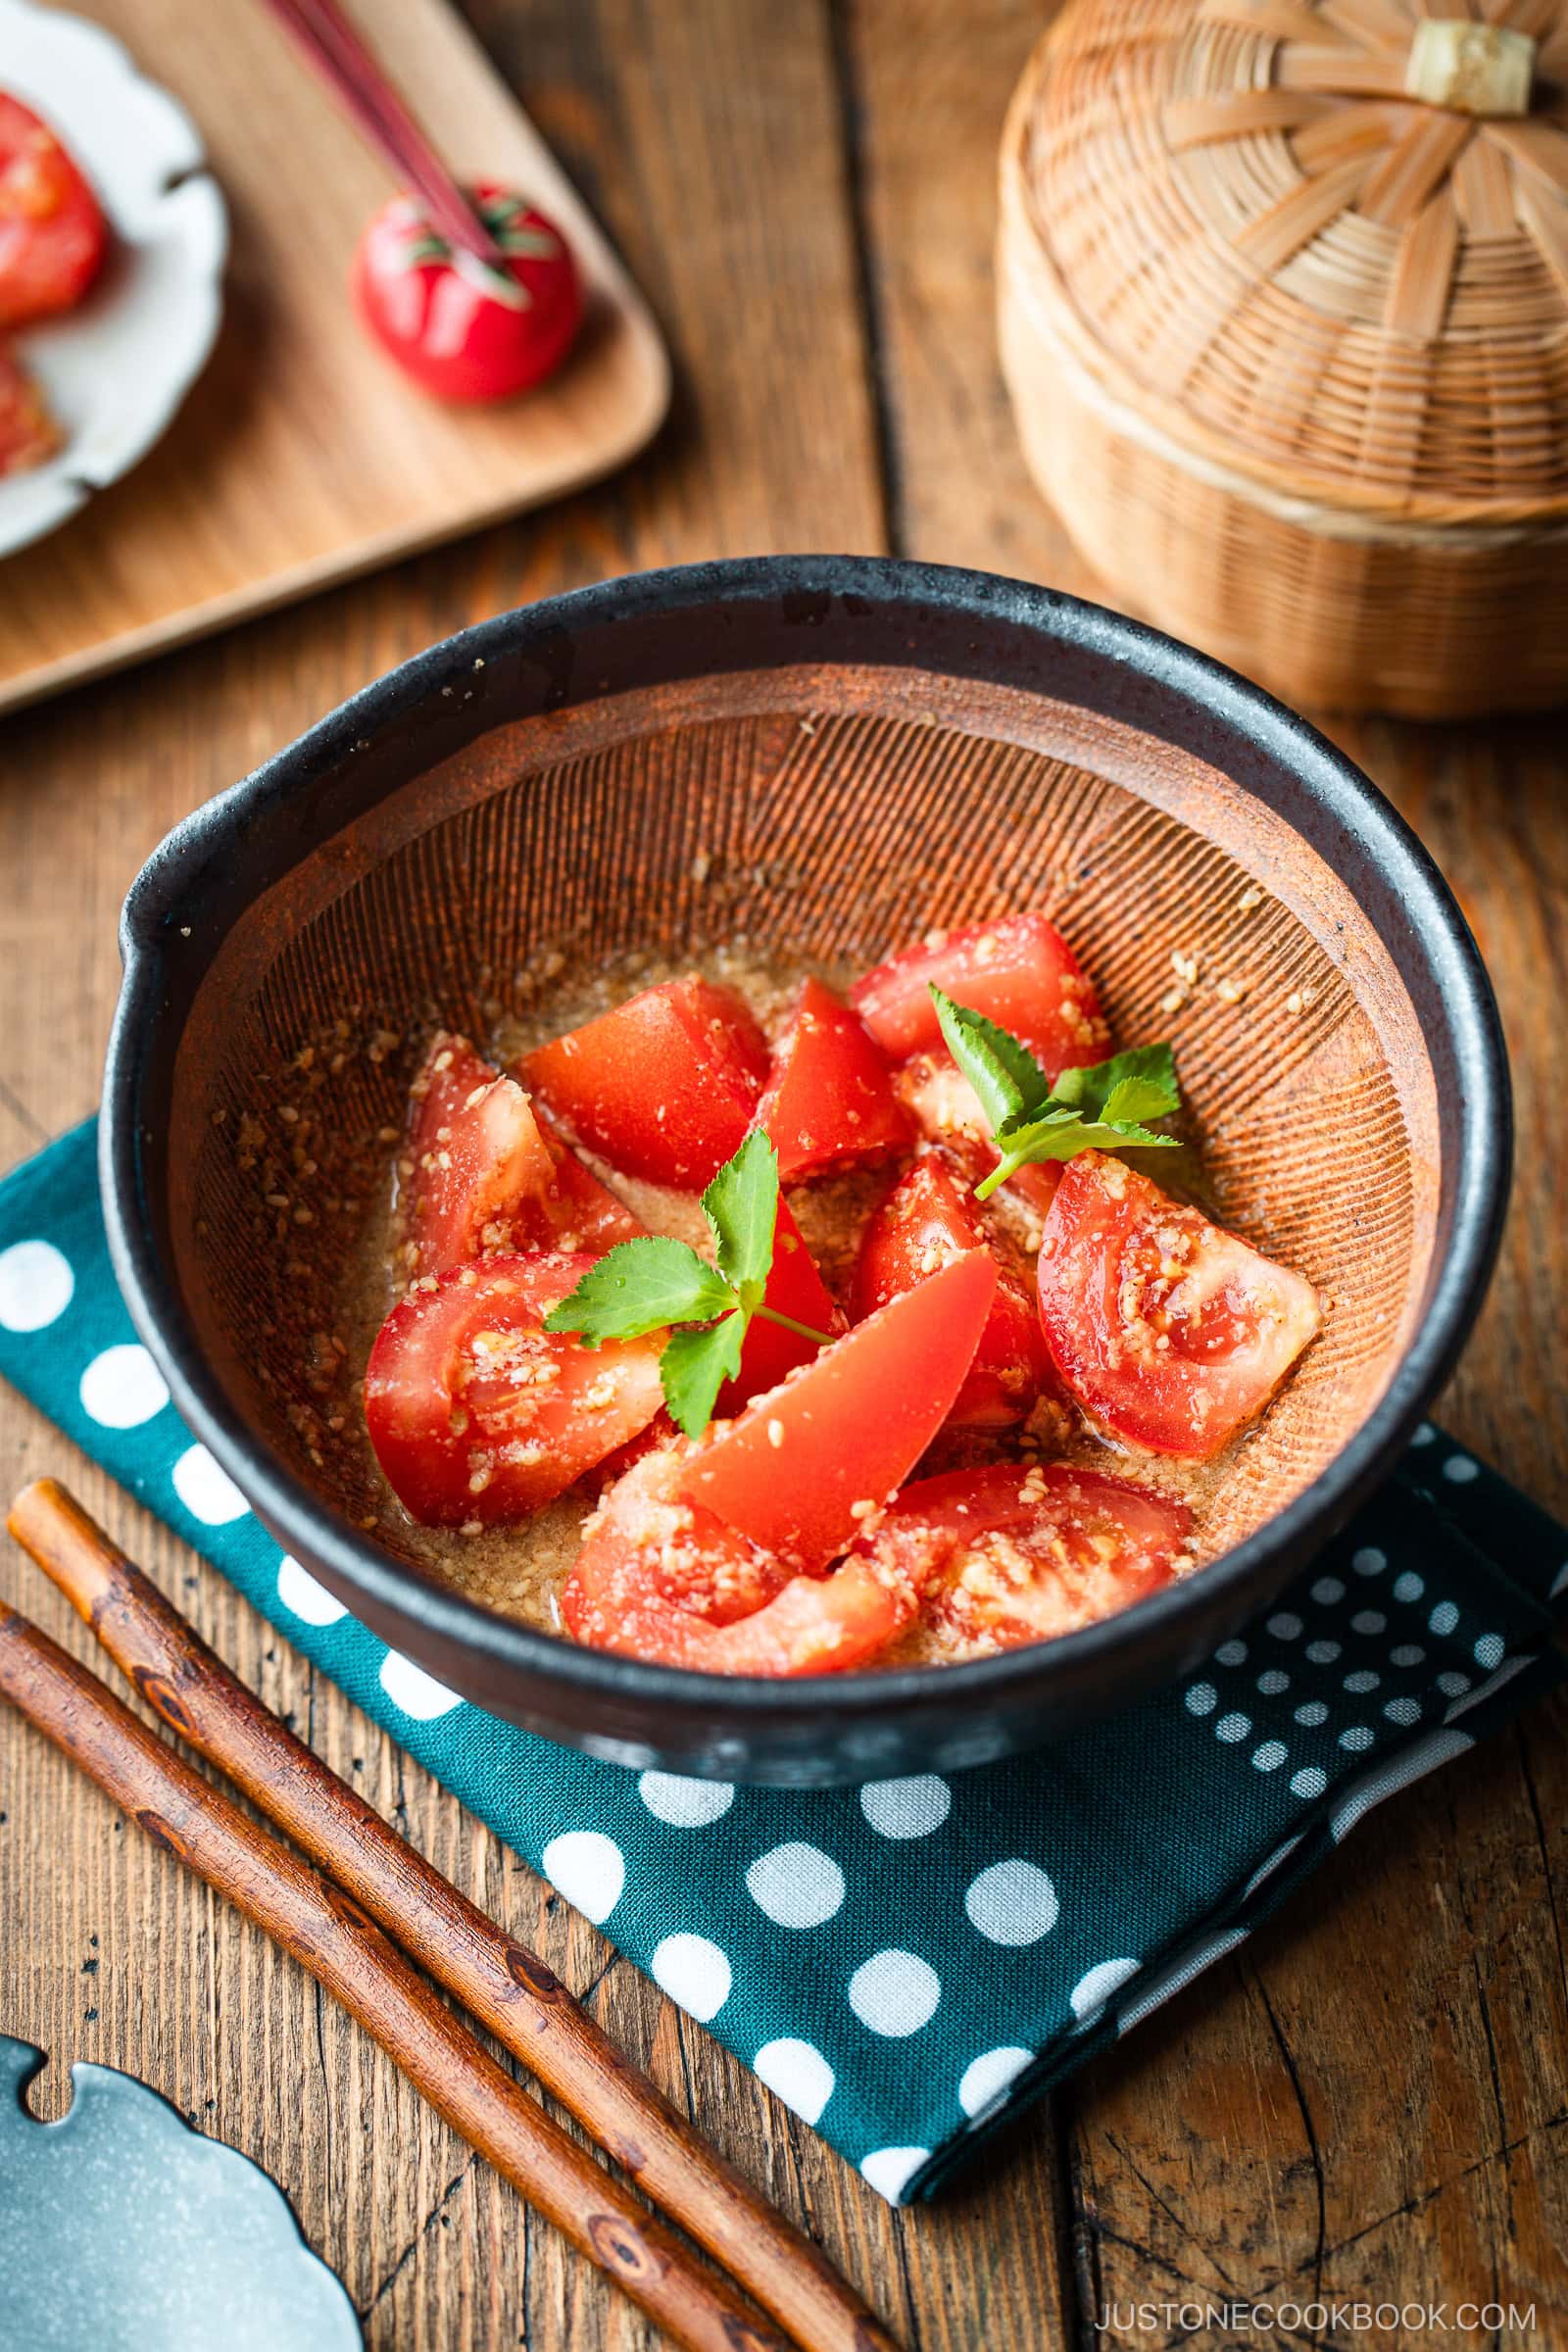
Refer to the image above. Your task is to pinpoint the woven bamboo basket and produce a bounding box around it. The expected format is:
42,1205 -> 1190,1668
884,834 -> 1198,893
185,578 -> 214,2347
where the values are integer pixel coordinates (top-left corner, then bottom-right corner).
998,0 -> 1568,718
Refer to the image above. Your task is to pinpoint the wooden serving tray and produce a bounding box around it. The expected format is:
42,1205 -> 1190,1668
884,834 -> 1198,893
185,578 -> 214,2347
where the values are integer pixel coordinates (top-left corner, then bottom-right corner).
0,0 -> 669,715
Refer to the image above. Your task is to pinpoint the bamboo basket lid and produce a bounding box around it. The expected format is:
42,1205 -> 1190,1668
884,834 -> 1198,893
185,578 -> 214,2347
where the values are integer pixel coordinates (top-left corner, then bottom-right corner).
1006,0 -> 1568,533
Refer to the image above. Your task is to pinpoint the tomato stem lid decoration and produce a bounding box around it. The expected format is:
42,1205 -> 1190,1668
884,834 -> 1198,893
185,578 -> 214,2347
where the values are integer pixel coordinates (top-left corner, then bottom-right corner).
930,986 -> 1182,1198
544,1132 -> 834,1439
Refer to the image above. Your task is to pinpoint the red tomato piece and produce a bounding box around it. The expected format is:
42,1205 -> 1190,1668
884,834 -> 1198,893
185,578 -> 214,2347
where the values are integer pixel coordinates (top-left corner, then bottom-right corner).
365,1254 -> 665,1526
1036,1153 -> 1321,1459
519,976 -> 769,1189
0,94 -> 106,327
893,1053 -> 1063,1224
676,1247 -> 998,1570
400,1033 -> 640,1279
756,977 -> 911,1180
851,911 -> 1109,1078
852,1157 -> 1048,1430
351,183 -> 580,404
854,1462 -> 1190,1654
563,1444 -> 904,1675
719,1199 -> 844,1414
0,341 -> 59,477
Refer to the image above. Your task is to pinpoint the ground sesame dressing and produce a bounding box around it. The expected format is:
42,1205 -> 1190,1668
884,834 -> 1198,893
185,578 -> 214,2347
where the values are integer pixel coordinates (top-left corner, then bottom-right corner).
329,942 -> 1279,1667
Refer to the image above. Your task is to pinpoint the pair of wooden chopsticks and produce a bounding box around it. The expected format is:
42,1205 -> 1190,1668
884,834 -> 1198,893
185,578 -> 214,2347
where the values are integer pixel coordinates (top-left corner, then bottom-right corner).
1,1481 -> 899,2352
263,0 -> 504,264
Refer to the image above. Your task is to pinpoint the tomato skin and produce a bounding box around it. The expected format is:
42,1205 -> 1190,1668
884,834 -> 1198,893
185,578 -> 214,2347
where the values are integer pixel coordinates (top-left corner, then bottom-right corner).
852,1157 -> 1048,1430
850,912 -> 1109,1078
719,1199 -> 843,1414
0,94 -> 106,327
399,1032 -> 640,1279
756,978 -> 911,1180
520,976 -> 770,1189
676,1247 -> 998,1570
365,1253 -> 664,1525
564,1444 -> 904,1675
351,183 -> 580,403
854,1462 -> 1190,1654
1036,1153 -> 1321,1459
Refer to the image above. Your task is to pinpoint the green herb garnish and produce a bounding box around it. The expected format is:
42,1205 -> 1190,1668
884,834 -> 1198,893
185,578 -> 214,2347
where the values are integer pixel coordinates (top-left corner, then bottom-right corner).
930,986 -> 1181,1200
543,1130 -> 832,1438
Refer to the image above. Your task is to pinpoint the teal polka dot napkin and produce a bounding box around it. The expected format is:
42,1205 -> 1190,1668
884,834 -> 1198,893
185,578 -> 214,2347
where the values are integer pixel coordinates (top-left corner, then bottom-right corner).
0,1122 -> 1562,2203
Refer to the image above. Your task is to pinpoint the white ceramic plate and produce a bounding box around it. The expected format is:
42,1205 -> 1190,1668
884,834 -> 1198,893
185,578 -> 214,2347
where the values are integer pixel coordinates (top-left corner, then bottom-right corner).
0,0 -> 226,558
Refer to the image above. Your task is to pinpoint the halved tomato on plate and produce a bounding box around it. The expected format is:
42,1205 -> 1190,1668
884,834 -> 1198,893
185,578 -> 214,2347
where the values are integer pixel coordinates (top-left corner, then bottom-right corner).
853,1461 -> 1190,1654
852,1156 -> 1047,1430
676,1246 -> 997,1570
400,1033 -> 640,1278
365,1253 -> 665,1524
757,977 -> 910,1180
0,93 -> 106,327
850,912 -> 1109,1078
563,1442 -> 904,1675
0,342 -> 59,478
1036,1153 -> 1321,1458
520,976 -> 769,1188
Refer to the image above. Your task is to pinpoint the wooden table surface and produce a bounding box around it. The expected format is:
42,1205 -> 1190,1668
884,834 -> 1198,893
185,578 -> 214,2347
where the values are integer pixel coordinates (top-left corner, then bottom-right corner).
2,5 -> 1564,2347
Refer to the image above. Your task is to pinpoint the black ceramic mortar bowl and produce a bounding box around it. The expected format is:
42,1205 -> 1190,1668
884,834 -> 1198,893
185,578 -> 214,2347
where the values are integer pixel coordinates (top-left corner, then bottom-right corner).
102,557 -> 1508,1785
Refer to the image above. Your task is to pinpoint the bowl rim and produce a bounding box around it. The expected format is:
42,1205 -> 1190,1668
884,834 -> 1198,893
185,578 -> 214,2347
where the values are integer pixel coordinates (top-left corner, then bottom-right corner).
102,553 -> 1512,1729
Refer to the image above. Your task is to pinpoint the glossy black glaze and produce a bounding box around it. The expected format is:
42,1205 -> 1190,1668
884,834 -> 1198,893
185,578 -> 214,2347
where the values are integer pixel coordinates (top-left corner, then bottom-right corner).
102,558 -> 1510,1785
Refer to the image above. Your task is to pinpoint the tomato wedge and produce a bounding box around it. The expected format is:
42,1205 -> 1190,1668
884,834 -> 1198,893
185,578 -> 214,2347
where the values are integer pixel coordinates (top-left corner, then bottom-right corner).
756,977 -> 910,1180
564,1444 -> 904,1675
852,1157 -> 1048,1430
854,1462 -> 1190,1654
850,912 -> 1109,1078
400,1033 -> 640,1278
676,1247 -> 997,1569
1036,1153 -> 1321,1458
365,1254 -> 665,1525
720,1199 -> 843,1413
520,976 -> 769,1188
0,94 -> 106,328
893,1053 -> 1062,1224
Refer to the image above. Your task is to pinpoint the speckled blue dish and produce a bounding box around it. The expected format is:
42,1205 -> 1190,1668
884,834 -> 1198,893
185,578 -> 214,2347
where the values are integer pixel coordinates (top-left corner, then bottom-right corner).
0,2035 -> 360,2349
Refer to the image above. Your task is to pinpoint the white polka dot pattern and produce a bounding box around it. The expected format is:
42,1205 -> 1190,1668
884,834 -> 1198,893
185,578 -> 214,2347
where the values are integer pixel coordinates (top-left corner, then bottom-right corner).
171,1444 -> 249,1525
964,1861 -> 1057,1947
746,1842 -> 846,1930
848,1950 -> 941,2036
1068,1957 -> 1140,2022
276,1556 -> 348,1627
957,2046 -> 1034,2119
638,1773 -> 734,1828
542,1831 -> 625,1926
753,2037 -> 835,2125
378,1651 -> 463,1720
79,1343 -> 169,1429
858,1776 -> 952,1838
652,1933 -> 731,2021
0,1239 -> 73,1331
858,2146 -> 930,2203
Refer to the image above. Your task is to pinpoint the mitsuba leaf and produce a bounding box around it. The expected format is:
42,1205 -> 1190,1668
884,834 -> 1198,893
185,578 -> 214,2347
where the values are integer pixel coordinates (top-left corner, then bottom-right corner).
660,1313 -> 746,1439
702,1129 -> 778,1305
543,1237 -> 734,1345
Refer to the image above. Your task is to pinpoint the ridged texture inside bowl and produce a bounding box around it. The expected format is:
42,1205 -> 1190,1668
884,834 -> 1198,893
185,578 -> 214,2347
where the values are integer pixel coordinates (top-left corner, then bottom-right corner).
170,664 -> 1438,1610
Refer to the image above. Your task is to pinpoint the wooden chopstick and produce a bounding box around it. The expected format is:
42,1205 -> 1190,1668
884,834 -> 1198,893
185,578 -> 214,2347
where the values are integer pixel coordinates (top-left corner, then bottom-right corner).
7,1481 -> 901,2352
0,1594 -> 788,2352
262,0 -> 504,264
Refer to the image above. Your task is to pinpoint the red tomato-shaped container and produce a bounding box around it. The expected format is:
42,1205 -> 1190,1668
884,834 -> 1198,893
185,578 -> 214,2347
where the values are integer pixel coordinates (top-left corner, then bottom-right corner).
352,183 -> 581,404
